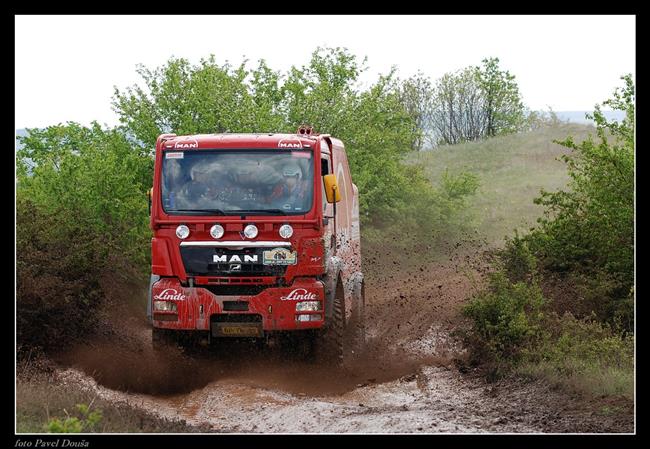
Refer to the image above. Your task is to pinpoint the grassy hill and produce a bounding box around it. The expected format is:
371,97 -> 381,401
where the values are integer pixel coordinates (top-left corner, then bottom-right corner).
410,123 -> 597,248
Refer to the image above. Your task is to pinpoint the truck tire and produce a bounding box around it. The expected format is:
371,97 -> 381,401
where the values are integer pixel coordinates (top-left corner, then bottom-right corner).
315,280 -> 345,366
348,280 -> 366,351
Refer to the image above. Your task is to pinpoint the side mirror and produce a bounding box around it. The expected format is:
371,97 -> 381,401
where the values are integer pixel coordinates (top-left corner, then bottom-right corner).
323,174 -> 341,203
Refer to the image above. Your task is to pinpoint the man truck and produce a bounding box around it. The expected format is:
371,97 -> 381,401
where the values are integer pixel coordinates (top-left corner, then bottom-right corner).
147,126 -> 364,364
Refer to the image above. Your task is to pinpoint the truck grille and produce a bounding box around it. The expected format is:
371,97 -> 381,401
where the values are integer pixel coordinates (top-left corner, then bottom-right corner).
203,285 -> 269,296
180,246 -> 288,277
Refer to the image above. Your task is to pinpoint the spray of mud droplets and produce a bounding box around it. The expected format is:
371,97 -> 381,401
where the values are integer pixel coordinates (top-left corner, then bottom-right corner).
53,231 -> 491,398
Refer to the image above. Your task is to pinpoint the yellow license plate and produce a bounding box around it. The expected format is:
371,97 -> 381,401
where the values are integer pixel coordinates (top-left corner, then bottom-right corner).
215,324 -> 262,337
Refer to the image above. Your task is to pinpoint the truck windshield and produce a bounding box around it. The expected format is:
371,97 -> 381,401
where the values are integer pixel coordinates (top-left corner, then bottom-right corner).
161,150 -> 314,215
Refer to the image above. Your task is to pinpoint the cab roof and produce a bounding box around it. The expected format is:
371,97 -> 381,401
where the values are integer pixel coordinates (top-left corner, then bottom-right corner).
159,133 -> 325,150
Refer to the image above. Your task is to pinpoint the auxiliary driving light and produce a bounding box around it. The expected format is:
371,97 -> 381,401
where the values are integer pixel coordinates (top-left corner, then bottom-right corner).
176,225 -> 190,239
153,300 -> 177,312
244,224 -> 258,239
296,301 -> 322,312
210,224 -> 225,239
279,224 -> 293,239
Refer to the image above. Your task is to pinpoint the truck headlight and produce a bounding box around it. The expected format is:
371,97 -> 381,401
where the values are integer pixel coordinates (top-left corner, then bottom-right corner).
296,301 -> 322,311
244,224 -> 258,239
176,225 -> 190,239
279,224 -> 293,239
210,224 -> 224,239
153,300 -> 177,312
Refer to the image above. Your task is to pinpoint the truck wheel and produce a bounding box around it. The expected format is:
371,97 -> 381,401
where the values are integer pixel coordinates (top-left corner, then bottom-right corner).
316,281 -> 345,366
349,280 -> 366,351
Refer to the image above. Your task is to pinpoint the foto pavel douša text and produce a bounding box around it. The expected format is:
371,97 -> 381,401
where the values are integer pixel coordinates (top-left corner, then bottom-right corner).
15,439 -> 89,448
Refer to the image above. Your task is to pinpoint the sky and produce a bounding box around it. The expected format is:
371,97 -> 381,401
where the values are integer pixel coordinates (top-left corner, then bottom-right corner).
15,15 -> 635,130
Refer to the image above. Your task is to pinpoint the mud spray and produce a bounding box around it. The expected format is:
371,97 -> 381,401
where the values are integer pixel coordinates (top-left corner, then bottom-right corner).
52,232 -> 489,399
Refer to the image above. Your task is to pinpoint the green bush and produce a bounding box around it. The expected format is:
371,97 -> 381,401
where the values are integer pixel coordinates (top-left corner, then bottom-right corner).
498,233 -> 538,283
523,75 -> 634,328
16,123 -> 151,354
17,122 -> 152,269
45,403 -> 103,433
518,312 -> 634,398
462,272 -> 545,362
462,76 -> 634,396
17,197 -> 104,352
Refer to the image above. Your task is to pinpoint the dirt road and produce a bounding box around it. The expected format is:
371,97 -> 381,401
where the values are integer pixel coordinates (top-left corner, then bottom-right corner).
51,243 -> 633,433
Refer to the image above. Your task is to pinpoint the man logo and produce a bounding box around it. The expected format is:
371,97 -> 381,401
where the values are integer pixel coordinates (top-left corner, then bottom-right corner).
278,138 -> 303,149
174,138 -> 198,149
214,254 -> 258,263
229,264 -> 242,272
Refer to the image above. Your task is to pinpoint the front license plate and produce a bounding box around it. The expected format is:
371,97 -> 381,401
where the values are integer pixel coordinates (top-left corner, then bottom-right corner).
213,323 -> 263,337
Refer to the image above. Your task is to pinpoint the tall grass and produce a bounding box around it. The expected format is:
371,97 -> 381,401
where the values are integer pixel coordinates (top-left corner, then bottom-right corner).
16,367 -> 208,433
410,123 -> 596,247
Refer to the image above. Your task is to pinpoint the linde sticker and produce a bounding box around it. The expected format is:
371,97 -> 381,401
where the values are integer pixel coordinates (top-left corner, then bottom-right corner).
263,248 -> 297,265
278,138 -> 303,149
154,288 -> 186,301
165,152 -> 184,159
280,288 -> 318,301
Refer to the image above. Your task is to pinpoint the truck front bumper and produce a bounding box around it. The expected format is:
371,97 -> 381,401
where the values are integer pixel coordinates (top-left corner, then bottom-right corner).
151,277 -> 325,332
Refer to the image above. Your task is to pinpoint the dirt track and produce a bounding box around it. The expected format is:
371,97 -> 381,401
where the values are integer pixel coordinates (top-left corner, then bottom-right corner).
51,242 -> 633,433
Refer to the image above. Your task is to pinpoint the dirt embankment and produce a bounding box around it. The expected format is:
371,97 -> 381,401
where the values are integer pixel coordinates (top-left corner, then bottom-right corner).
30,236 -> 633,433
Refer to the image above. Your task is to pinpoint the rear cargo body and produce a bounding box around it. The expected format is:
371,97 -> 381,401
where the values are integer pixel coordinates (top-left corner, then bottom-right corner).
148,131 -> 363,344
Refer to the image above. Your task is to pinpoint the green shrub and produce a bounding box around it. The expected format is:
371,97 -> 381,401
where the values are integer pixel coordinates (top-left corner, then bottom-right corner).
518,312 -> 634,398
498,233 -> 538,283
16,197 -> 104,352
462,272 -> 545,362
45,403 -> 103,433
523,75 -> 634,329
16,123 -> 151,354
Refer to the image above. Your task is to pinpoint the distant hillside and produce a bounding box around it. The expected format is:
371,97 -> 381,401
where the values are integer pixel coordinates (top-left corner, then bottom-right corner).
554,110 -> 625,124
410,123 -> 597,247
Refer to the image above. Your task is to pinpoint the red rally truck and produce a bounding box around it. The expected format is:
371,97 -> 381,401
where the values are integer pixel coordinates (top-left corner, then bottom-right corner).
147,126 -> 365,363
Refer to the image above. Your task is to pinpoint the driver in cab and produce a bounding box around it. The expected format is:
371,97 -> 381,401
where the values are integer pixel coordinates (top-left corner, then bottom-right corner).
268,164 -> 308,210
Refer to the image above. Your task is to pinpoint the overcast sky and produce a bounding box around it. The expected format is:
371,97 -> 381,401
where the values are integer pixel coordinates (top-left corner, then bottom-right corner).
15,15 -> 635,130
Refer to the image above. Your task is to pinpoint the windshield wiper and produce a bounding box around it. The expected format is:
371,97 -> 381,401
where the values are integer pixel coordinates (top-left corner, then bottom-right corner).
167,209 -> 226,215
237,209 -> 289,216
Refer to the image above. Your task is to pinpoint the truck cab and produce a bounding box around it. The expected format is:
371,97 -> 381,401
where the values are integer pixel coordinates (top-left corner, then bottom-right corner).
147,127 -> 364,362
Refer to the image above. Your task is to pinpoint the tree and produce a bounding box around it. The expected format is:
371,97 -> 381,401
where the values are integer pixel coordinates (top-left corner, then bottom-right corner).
397,72 -> 435,151
430,67 -> 486,145
16,122 -> 152,267
476,57 -> 525,137
429,57 -> 525,146
112,56 -> 286,148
